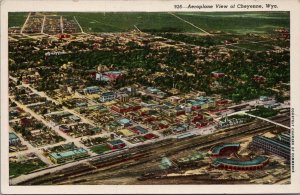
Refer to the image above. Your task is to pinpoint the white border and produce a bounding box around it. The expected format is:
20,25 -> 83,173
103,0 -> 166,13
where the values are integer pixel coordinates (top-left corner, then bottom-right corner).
1,0 -> 300,194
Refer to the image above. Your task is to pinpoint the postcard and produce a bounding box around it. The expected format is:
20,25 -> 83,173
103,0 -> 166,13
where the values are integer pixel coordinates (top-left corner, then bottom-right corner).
1,0 -> 300,194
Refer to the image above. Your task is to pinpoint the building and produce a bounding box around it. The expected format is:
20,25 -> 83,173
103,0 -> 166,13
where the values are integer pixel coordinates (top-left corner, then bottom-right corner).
210,143 -> 240,156
107,139 -> 126,149
172,124 -> 188,134
259,96 -> 269,101
211,156 -> 269,171
117,128 -> 135,137
169,96 -> 181,103
69,115 -> 81,123
59,125 -> 70,132
19,117 -> 33,127
83,86 -> 100,94
251,135 -> 290,161
49,148 -> 89,164
111,103 -> 141,113
146,87 -> 166,98
131,126 -> 148,134
96,71 -> 122,82
118,118 -> 131,127
253,75 -> 266,82
99,92 -> 116,102
277,132 -> 290,145
143,133 -> 159,140
118,93 -> 129,102
211,71 -> 225,79
90,127 -> 102,135
9,132 -> 20,146
187,96 -> 216,111
119,87 -> 137,96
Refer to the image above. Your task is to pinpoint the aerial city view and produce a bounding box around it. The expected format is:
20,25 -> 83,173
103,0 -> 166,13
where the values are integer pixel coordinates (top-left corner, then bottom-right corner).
8,12 -> 290,185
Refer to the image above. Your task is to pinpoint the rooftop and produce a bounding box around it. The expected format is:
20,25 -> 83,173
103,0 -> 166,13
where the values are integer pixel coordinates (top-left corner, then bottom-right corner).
102,92 -> 115,96
109,139 -> 125,145
212,156 -> 269,167
254,135 -> 290,150
9,132 -> 18,140
85,86 -> 100,90
211,143 -> 240,155
118,118 -> 130,125
118,128 -> 135,137
49,148 -> 88,160
133,126 -> 148,134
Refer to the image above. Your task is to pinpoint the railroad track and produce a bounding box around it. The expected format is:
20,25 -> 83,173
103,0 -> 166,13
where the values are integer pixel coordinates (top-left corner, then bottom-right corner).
18,116 -> 290,185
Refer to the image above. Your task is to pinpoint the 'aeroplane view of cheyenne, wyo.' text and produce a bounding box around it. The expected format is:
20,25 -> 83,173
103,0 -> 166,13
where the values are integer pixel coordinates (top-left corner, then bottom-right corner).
7,11 -> 291,185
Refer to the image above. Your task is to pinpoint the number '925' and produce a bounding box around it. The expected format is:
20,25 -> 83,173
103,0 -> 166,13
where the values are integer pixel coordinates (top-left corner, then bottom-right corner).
174,5 -> 182,9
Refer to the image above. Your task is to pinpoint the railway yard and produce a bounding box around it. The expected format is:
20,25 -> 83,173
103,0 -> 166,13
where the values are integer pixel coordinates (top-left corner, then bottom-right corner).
16,112 -> 290,185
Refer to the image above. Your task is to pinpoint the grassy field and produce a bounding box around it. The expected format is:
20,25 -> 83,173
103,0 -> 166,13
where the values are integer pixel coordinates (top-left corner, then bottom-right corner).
90,144 -> 111,154
9,12 -> 289,34
175,12 -> 289,34
247,106 -> 279,118
9,159 -> 46,178
8,12 -> 28,27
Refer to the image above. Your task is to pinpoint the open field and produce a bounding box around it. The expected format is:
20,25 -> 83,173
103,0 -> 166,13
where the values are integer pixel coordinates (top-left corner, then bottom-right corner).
9,12 -> 289,34
9,159 -> 46,178
8,12 -> 28,27
90,144 -> 111,154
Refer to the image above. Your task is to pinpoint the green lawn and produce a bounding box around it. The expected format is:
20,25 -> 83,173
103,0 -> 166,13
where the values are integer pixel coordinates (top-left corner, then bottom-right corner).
9,159 -> 46,178
247,106 -> 278,118
90,144 -> 111,154
175,12 -> 289,34
8,12 -> 28,27
9,12 -> 289,34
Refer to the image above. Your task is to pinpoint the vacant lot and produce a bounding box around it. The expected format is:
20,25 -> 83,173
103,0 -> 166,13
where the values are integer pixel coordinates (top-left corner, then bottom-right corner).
90,144 -> 111,154
9,159 -> 46,178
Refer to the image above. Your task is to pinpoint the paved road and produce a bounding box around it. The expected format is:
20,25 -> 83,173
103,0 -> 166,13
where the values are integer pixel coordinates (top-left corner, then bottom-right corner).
9,126 -> 53,165
41,15 -> 46,34
20,12 -> 31,34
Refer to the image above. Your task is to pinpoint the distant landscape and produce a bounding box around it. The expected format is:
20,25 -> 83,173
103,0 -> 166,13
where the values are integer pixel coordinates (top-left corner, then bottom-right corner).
9,12 -> 289,34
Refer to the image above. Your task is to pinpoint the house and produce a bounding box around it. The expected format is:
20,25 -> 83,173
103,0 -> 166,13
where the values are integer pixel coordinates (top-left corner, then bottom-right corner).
9,132 -> 20,146
19,118 -> 32,127
59,125 -> 70,132
69,115 -> 81,122
99,92 -> 116,102
211,71 -> 225,79
169,96 -> 181,103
